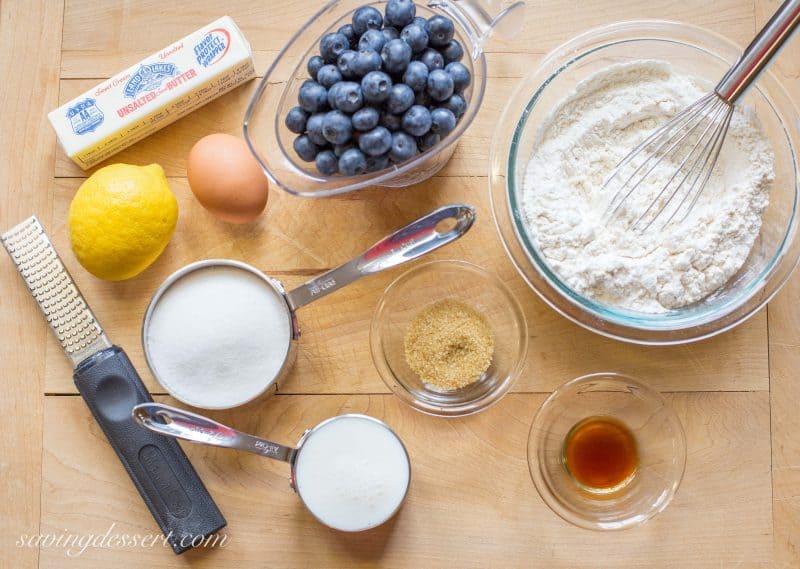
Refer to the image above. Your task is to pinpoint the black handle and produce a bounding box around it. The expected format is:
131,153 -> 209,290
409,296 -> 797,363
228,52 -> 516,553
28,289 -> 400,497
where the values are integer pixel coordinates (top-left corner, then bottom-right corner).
73,346 -> 226,555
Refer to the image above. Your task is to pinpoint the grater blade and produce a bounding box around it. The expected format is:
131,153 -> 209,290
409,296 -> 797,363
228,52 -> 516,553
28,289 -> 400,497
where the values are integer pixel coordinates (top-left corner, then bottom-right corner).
1,216 -> 112,367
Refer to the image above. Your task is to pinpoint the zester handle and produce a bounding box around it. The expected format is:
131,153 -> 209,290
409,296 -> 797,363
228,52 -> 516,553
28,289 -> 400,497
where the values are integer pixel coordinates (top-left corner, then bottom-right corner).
715,0 -> 800,103
73,346 -> 226,555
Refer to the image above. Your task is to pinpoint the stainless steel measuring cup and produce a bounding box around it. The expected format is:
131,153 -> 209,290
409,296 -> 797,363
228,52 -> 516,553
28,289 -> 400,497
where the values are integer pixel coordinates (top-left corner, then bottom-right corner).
142,204 -> 476,409
133,402 -> 411,532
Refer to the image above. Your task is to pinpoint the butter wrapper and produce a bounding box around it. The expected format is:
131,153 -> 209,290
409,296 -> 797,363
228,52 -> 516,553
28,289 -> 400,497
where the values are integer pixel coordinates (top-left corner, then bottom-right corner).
48,16 -> 255,170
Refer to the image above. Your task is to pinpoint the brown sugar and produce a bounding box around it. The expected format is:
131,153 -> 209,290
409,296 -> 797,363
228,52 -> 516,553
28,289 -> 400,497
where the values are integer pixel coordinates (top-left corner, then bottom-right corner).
404,299 -> 494,390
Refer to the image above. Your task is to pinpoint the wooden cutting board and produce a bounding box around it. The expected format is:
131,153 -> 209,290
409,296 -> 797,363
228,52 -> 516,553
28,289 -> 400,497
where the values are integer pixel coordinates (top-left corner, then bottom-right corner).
1,0 -> 798,566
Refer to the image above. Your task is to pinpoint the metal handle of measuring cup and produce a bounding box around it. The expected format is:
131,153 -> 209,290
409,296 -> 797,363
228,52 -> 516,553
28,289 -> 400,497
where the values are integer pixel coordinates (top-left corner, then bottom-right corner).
133,403 -> 297,463
285,204 -> 476,310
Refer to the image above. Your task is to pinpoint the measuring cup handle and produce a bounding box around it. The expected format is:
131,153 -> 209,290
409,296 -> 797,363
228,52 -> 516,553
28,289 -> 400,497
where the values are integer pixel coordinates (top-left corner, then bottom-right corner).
133,403 -> 296,463
286,204 -> 476,310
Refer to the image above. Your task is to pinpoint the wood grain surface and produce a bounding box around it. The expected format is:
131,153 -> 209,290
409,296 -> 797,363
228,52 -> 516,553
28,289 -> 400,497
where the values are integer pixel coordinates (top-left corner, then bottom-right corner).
1,0 -> 798,567
757,0 -> 800,564
0,1 -> 64,568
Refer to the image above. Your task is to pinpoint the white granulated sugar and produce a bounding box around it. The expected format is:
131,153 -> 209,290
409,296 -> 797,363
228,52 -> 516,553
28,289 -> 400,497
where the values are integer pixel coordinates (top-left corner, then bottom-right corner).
146,265 -> 292,408
522,60 -> 775,313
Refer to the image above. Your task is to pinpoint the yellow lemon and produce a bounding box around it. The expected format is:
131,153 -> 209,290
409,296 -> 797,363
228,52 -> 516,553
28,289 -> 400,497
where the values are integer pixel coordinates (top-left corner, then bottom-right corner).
69,163 -> 178,281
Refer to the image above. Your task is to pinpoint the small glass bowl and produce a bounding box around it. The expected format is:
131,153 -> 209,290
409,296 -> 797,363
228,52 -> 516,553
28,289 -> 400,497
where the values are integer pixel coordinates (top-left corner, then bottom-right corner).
528,373 -> 686,531
370,260 -> 528,417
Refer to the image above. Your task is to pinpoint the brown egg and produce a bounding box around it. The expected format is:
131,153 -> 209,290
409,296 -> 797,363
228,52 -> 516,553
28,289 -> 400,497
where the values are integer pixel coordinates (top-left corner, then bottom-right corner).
187,133 -> 269,224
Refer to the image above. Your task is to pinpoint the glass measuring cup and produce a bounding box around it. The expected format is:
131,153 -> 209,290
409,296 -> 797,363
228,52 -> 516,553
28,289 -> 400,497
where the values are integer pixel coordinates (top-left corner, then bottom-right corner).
142,204 -> 475,409
242,0 -> 526,197
133,402 -> 411,532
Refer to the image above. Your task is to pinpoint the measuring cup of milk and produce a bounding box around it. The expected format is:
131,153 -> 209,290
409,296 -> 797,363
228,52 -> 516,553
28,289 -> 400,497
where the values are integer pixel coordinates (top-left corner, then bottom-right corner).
142,204 -> 475,409
133,402 -> 411,532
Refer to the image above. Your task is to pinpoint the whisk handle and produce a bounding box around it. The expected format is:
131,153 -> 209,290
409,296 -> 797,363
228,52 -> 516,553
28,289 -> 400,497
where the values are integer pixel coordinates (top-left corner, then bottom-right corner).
715,0 -> 800,103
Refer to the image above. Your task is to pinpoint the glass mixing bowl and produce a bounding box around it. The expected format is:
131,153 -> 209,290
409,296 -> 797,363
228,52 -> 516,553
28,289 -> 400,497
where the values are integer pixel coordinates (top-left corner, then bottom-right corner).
528,373 -> 686,531
489,20 -> 800,345
370,260 -> 528,416
244,0 -> 525,197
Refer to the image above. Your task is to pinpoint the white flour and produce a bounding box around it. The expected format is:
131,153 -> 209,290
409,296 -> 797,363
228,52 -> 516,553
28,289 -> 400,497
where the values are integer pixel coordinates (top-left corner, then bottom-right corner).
522,60 -> 774,313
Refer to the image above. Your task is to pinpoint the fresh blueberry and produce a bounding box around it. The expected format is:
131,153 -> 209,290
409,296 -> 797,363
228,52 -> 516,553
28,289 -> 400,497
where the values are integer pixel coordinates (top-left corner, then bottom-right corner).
418,131 -> 441,152
334,143 -> 355,157
381,39 -> 412,74
293,135 -> 320,162
366,153 -> 390,172
316,64 -> 342,88
338,147 -> 368,176
327,83 -> 340,109
320,32 -> 349,63
352,107 -> 380,131
418,47 -> 444,71
445,61 -> 471,94
285,106 -> 308,134
380,111 -> 402,131
322,110 -> 353,145
315,149 -> 339,175
412,16 -> 427,28
402,60 -> 429,92
441,94 -> 467,118
427,68 -> 454,101
337,50 -> 359,79
352,6 -> 383,35
358,29 -> 386,53
383,26 -> 401,42
430,107 -> 457,136
386,83 -> 415,114
442,39 -> 464,63
400,23 -> 428,53
351,49 -> 383,77
358,126 -> 393,156
298,80 -> 328,112
361,71 -> 393,104
332,81 -> 363,112
388,131 -> 418,163
401,104 -> 432,136
385,0 -> 416,28
426,15 -> 455,47
414,89 -> 432,107
305,113 -> 328,146
338,24 -> 358,48
307,55 -> 325,78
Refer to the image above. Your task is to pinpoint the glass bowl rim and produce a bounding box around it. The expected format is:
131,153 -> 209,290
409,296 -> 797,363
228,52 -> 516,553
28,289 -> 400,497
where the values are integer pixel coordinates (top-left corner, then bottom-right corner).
527,371 -> 687,531
369,259 -> 529,417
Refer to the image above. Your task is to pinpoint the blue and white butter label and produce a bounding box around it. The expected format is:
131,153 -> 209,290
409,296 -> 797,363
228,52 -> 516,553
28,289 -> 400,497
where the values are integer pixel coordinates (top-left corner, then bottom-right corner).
66,98 -> 104,135
194,28 -> 231,67
123,63 -> 179,99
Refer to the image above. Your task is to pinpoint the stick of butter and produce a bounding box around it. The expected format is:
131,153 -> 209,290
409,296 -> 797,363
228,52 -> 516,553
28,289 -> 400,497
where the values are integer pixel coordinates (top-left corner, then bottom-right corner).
48,16 -> 255,170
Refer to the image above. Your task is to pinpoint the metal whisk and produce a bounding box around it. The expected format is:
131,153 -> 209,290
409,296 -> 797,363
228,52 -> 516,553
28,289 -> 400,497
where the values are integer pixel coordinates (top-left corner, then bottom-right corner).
604,0 -> 800,232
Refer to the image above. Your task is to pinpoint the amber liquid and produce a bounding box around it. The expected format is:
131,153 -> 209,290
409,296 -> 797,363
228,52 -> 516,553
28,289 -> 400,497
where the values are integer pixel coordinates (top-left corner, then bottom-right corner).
563,416 -> 638,492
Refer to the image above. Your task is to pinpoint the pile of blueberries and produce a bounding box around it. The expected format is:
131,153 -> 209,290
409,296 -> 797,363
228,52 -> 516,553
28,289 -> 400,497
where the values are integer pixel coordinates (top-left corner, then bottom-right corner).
285,0 -> 470,176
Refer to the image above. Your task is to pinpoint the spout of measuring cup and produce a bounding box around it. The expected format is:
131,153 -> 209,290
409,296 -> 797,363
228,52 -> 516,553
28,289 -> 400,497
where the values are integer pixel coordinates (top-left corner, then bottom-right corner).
432,0 -> 526,55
